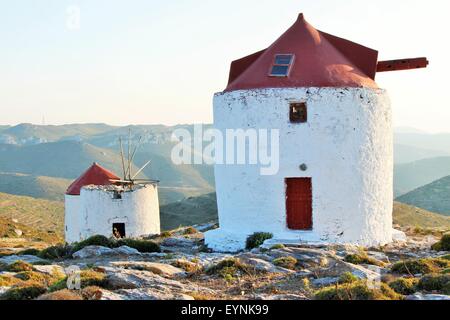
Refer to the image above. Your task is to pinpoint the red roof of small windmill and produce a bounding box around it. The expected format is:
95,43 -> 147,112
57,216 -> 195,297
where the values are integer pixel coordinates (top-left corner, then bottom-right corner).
225,14 -> 379,92
66,163 -> 120,196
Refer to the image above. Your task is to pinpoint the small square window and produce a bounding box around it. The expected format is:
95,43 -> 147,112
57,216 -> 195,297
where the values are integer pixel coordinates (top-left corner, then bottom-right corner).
290,102 -> 307,123
269,54 -> 294,77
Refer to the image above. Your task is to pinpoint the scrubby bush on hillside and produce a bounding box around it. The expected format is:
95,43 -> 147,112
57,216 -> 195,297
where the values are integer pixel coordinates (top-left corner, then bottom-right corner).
71,235 -> 113,253
17,248 -> 41,256
245,232 -> 273,250
388,278 -> 418,295
417,274 -> 450,294
344,253 -> 384,267
206,258 -> 252,281
7,261 -> 34,272
37,289 -> 82,300
391,258 -> 450,275
432,234 -> 450,251
273,256 -> 298,270
50,269 -> 107,292
38,244 -> 72,260
338,272 -> 359,284
1,281 -> 47,300
315,281 -> 402,300
115,238 -> 160,253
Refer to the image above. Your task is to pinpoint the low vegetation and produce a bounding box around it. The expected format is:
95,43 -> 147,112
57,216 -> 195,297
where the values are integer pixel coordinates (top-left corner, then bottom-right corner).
206,258 -> 253,281
344,252 -> 384,267
417,274 -> 450,294
2,281 -> 47,300
391,258 -> 450,275
315,281 -> 403,300
6,260 -> 34,272
338,272 -> 359,284
245,232 -> 273,250
273,256 -> 297,270
432,234 -> 450,251
388,277 -> 419,295
50,269 -> 107,291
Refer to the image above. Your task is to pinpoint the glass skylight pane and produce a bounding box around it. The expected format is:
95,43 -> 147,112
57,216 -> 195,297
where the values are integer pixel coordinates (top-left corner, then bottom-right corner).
270,65 -> 289,76
275,54 -> 293,65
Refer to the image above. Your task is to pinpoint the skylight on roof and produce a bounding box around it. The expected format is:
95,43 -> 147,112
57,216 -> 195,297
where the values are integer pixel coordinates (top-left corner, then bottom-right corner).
269,54 -> 294,77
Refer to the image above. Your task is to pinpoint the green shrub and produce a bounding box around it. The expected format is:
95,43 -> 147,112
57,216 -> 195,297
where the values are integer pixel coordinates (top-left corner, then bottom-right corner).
273,256 -> 298,270
7,261 -> 34,272
115,238 -> 160,253
38,244 -> 72,260
441,254 -> 450,261
183,227 -> 198,235
388,278 -> 418,295
391,258 -> 450,275
270,244 -> 285,250
344,253 -> 384,267
315,281 -> 402,300
17,248 -> 41,256
206,258 -> 252,280
1,282 -> 47,300
172,259 -> 202,274
338,272 -> 359,284
50,269 -> 107,292
417,274 -> 450,294
432,234 -> 450,251
245,232 -> 273,250
72,235 -> 113,253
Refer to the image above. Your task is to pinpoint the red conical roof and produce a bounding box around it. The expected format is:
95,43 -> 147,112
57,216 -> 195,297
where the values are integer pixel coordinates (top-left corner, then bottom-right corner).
66,162 -> 120,196
225,14 -> 379,92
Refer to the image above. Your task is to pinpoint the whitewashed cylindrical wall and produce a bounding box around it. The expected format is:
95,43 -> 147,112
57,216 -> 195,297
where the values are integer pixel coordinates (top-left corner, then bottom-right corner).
205,87 -> 393,252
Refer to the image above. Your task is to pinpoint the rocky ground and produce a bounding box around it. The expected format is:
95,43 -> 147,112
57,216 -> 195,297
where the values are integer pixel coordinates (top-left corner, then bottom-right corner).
0,225 -> 449,300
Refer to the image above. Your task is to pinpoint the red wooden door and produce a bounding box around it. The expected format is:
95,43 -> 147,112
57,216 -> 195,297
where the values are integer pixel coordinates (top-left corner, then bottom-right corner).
285,178 -> 312,230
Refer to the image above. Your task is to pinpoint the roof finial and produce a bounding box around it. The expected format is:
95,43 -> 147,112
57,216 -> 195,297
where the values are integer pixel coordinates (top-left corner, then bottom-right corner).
297,13 -> 305,21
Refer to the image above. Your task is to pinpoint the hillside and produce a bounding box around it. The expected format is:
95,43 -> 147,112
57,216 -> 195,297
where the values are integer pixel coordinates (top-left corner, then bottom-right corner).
393,201 -> 450,230
160,193 -> 218,230
394,132 -> 450,154
0,123 -> 117,145
396,176 -> 450,216
0,173 -> 71,201
394,156 -> 450,196
0,141 -> 138,179
394,144 -> 449,164
0,192 -> 64,236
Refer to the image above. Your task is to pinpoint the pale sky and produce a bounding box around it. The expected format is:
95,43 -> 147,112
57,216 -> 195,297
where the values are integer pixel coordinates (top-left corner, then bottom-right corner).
0,0 -> 448,132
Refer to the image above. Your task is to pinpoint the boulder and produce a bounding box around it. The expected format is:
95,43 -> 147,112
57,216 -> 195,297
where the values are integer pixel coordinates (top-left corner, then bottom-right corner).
101,288 -> 194,300
113,246 -> 142,256
33,265 -> 66,276
238,257 -> 294,274
160,237 -> 198,253
72,246 -> 114,259
110,261 -> 187,278
406,293 -> 450,301
104,267 -> 215,295
253,293 -> 308,300
311,277 -> 340,287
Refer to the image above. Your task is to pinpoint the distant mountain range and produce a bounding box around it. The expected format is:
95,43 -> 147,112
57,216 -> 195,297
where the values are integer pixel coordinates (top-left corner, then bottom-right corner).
0,123 -> 449,208
0,123 -> 214,205
396,175 -> 450,216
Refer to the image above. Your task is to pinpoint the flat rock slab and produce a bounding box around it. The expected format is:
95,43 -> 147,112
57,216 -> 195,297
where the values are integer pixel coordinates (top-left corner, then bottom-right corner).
253,293 -> 308,300
104,267 -> 215,295
0,254 -> 46,266
100,288 -> 194,300
406,293 -> 450,300
72,246 -> 141,259
33,265 -> 66,276
110,261 -> 187,278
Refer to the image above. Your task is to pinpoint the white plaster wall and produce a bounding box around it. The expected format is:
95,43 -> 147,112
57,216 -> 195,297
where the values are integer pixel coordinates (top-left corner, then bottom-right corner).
205,87 -> 393,251
69,184 -> 160,242
64,195 -> 81,243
